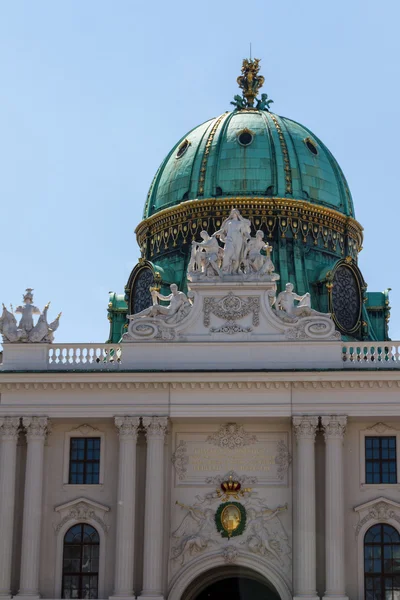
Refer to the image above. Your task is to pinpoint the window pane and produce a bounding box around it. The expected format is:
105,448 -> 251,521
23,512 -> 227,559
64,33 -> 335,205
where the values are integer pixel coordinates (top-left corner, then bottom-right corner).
365,437 -> 397,485
63,525 -> 99,599
69,438 -> 101,485
65,525 -> 83,543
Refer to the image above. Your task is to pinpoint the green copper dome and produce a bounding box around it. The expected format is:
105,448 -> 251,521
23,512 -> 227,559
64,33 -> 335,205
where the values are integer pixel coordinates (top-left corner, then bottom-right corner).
143,109 -> 354,219
107,58 -> 391,346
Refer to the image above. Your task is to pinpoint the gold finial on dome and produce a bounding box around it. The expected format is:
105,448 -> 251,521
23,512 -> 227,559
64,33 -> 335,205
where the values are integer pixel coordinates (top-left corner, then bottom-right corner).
238,58 -> 264,106
231,58 -> 273,111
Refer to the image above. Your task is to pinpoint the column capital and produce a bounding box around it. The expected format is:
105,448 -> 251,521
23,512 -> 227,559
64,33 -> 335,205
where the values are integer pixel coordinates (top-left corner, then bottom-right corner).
142,416 -> 168,440
114,416 -> 140,440
293,416 -> 319,441
0,417 -> 20,441
22,416 -> 50,441
321,415 -> 347,440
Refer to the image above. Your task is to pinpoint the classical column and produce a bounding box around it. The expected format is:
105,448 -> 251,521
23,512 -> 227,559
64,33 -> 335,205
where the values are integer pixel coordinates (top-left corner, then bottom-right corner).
111,417 -> 140,600
17,417 -> 50,599
293,416 -> 319,600
0,417 -> 20,599
139,417 -> 168,600
321,416 -> 348,600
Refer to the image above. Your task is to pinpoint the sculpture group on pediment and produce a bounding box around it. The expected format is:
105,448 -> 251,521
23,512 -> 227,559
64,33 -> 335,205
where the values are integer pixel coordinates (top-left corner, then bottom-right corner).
188,208 -> 279,282
0,289 -> 61,344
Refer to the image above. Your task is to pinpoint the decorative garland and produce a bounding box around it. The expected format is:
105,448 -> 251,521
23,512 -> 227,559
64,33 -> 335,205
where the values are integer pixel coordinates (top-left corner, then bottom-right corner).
215,501 -> 247,538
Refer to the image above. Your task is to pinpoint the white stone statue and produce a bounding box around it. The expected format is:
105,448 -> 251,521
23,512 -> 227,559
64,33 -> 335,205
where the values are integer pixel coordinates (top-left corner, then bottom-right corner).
244,230 -> 275,275
0,289 -> 61,343
274,283 -> 328,321
188,231 -> 222,277
214,208 -> 251,274
132,283 -> 191,324
187,209 -> 279,282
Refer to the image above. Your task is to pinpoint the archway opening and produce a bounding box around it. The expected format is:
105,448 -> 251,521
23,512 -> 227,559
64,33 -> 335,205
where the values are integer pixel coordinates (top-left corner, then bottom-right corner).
181,566 -> 281,600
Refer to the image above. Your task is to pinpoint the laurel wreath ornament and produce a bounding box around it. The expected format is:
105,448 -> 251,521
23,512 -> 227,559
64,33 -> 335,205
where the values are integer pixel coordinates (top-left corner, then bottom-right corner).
215,502 -> 247,538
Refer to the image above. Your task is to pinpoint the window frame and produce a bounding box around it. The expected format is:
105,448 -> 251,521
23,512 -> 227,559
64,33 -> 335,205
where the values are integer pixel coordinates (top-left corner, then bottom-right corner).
360,425 -> 400,489
364,523 -> 400,599
365,436 -> 397,485
62,523 -> 100,599
68,437 -> 101,485
63,428 -> 105,487
54,506 -> 107,600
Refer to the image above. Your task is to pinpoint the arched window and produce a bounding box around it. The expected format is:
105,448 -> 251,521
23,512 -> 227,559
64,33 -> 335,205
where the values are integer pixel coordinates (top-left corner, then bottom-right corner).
364,523 -> 400,599
62,524 -> 99,599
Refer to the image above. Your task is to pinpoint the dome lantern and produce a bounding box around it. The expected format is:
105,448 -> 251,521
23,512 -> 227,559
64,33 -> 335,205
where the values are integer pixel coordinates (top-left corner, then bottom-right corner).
231,58 -> 273,111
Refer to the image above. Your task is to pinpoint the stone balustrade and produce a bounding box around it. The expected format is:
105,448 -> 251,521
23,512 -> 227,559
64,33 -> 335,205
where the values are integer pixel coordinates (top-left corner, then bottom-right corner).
342,342 -> 400,368
1,341 -> 400,371
48,344 -> 122,369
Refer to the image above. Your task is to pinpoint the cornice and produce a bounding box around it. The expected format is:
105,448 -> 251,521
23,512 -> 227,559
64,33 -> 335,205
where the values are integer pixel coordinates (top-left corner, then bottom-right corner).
135,197 -> 363,237
1,379 -> 400,391
135,196 -> 363,261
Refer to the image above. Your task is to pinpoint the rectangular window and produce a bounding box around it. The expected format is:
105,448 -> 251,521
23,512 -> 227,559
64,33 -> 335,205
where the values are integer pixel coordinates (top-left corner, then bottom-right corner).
365,436 -> 397,484
69,438 -> 101,485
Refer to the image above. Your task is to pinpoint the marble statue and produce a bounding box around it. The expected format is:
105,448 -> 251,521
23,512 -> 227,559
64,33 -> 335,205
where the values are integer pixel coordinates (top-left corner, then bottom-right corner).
274,283 -> 328,321
214,208 -> 251,275
132,283 -> 191,324
189,231 -> 222,277
187,209 -> 279,282
244,230 -> 274,275
0,289 -> 61,343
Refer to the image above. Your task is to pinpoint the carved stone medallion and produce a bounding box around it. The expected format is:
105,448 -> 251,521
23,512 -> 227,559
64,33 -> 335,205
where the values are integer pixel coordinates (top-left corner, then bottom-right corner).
203,292 -> 260,332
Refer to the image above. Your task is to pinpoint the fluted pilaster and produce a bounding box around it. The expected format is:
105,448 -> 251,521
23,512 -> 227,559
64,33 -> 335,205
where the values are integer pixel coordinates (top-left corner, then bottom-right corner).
321,416 -> 348,600
110,417 -> 140,600
293,416 -> 319,600
17,417 -> 50,599
0,418 -> 20,599
139,417 -> 168,600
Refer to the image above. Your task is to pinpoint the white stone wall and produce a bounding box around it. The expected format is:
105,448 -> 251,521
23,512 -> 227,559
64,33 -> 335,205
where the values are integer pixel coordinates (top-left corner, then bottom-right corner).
0,373 -> 399,599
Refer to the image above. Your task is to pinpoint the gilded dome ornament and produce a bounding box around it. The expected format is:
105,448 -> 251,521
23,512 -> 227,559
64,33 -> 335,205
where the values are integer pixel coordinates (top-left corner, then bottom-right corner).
231,58 -> 273,110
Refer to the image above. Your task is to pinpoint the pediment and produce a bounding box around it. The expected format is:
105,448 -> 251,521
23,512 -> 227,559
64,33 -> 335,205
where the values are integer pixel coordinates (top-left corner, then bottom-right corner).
354,497 -> 400,514
55,497 -> 109,514
54,497 -> 110,533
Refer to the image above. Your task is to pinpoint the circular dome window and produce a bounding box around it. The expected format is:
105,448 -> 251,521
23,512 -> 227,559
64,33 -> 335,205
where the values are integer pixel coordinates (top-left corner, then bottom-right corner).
176,139 -> 190,159
238,130 -> 254,146
304,137 -> 318,155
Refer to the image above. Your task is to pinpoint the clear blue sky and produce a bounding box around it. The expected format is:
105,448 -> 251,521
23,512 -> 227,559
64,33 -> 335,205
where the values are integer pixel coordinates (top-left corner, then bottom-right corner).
1,0 -> 399,343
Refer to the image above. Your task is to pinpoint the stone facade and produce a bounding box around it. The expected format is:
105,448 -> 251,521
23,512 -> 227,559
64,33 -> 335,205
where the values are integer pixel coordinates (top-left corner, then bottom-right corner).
0,361 -> 400,599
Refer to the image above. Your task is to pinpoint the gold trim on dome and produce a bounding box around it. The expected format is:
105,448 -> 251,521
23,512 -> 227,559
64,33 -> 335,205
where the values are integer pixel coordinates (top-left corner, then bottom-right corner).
197,113 -> 229,197
269,114 -> 292,194
135,196 -> 363,260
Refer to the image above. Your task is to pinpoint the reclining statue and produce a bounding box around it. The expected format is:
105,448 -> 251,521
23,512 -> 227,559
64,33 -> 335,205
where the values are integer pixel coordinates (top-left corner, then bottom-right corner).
275,283 -> 328,321
132,283 -> 191,324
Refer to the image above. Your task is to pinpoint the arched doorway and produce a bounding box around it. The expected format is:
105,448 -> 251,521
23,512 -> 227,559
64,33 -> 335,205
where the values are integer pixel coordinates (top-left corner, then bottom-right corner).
181,566 -> 281,600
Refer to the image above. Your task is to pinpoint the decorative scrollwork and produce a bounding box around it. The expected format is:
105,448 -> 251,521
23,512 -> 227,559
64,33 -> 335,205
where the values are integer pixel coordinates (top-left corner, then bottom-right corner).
203,293 -> 260,328
206,424 -> 257,449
